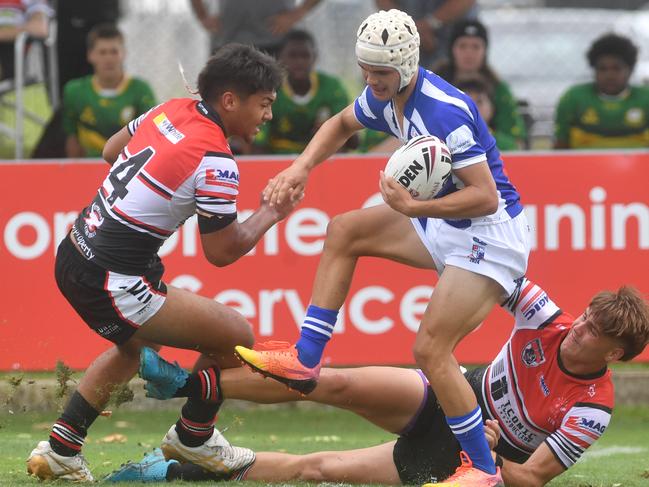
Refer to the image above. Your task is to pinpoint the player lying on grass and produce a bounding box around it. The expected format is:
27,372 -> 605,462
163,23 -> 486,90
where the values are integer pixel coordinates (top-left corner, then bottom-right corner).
106,279 -> 649,486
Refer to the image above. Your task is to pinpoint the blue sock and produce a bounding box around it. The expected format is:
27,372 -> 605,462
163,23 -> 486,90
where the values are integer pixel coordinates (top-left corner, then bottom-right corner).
446,406 -> 497,474
295,305 -> 338,368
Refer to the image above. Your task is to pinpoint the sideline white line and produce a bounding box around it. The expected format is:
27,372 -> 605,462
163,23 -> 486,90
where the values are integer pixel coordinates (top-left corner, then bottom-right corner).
580,445 -> 648,460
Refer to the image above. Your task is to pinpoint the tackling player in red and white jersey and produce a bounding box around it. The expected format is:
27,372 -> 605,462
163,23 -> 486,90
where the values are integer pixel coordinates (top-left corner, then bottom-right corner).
27,44 -> 298,483
110,279 -> 649,486
486,279 -> 617,473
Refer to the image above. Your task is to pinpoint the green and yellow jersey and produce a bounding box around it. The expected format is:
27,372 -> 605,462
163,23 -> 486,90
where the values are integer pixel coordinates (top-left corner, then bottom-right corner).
492,80 -> 526,150
555,82 -> 649,149
256,71 -> 349,154
62,75 -> 156,157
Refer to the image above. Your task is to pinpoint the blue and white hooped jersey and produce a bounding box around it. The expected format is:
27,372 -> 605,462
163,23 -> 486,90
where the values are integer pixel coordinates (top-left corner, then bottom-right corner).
353,67 -> 523,228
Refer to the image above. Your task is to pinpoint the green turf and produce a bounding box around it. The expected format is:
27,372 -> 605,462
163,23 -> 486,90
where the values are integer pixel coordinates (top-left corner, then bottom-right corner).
1,404 -> 648,486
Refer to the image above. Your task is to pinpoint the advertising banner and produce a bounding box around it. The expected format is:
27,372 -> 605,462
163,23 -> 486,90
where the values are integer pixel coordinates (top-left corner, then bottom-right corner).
1,151 -> 648,370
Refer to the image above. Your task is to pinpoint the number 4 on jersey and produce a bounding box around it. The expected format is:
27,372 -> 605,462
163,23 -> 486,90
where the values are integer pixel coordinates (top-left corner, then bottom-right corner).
105,147 -> 155,205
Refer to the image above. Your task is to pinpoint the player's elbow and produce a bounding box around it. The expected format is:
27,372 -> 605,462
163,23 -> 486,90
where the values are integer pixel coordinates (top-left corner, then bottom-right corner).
481,187 -> 499,215
203,248 -> 239,267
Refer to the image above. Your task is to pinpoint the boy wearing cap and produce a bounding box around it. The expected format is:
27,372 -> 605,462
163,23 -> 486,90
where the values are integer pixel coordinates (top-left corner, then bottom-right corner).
236,9 -> 530,486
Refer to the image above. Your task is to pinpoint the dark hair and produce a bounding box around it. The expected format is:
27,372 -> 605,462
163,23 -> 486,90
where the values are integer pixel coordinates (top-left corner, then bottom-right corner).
434,19 -> 500,86
279,29 -> 317,53
198,43 -> 285,102
454,74 -> 494,98
587,33 -> 637,69
87,23 -> 123,51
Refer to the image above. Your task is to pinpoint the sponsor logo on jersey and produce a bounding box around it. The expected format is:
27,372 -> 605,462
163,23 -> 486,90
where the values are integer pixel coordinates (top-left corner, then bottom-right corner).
581,107 -> 599,125
497,399 -> 537,444
120,106 -> 135,125
71,226 -> 95,260
153,112 -> 185,144
522,338 -> 546,367
468,236 -> 486,264
205,168 -> 239,184
96,323 -> 121,338
523,292 -> 550,320
539,374 -> 550,396
445,124 -> 476,154
83,203 -> 104,238
566,415 -> 606,436
490,376 -> 508,401
625,107 -> 644,127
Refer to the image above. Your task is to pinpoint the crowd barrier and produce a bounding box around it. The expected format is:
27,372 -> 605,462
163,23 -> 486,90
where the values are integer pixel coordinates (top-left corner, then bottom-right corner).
1,151 -> 648,370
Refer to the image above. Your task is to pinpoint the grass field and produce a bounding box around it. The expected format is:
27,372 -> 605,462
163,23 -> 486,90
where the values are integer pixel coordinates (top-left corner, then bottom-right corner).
1,401 -> 648,486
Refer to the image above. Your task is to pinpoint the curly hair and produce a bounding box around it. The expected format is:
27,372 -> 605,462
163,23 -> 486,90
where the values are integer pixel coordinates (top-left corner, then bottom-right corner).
587,33 -> 638,69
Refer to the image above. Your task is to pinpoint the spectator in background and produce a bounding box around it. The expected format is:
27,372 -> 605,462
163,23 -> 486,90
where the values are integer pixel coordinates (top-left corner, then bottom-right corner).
456,76 -> 521,151
62,23 -> 155,158
375,0 -> 477,68
0,0 -> 51,81
55,0 -> 120,96
434,19 -> 527,151
190,0 -> 321,57
31,0 -> 120,158
554,33 -> 649,149
254,29 -> 353,154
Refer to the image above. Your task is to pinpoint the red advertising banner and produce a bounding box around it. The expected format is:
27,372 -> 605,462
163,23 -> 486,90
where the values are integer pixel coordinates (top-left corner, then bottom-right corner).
1,152 -> 648,370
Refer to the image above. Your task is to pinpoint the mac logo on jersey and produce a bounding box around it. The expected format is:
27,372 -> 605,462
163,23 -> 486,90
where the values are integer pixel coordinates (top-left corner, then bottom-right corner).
522,338 -> 545,367
205,168 -> 239,184
566,415 -> 606,435
524,293 -> 550,320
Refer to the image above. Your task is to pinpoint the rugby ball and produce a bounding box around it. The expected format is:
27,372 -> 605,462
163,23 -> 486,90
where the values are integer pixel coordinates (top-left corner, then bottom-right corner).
384,135 -> 452,200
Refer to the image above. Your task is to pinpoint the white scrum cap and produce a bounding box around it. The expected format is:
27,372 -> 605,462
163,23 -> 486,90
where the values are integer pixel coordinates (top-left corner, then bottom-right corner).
355,9 -> 420,91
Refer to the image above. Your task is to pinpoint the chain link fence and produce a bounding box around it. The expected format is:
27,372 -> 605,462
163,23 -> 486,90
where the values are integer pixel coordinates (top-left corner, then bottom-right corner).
120,0 -> 649,148
4,0 -> 648,155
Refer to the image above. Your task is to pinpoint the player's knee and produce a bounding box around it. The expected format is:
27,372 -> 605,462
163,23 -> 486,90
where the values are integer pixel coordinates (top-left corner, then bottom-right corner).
324,213 -> 360,252
318,369 -> 353,399
232,315 -> 254,347
412,331 -> 451,369
298,453 -> 331,481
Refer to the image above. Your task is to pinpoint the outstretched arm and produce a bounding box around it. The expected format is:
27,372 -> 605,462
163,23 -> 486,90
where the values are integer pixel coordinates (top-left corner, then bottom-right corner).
264,103 -> 363,205
200,192 -> 300,267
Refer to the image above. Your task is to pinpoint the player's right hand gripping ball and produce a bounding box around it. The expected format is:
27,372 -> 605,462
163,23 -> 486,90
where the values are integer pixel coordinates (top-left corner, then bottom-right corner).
384,134 -> 452,200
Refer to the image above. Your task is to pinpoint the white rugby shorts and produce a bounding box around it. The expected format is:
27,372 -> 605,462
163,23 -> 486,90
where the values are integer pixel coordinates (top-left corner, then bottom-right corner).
411,211 -> 531,296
